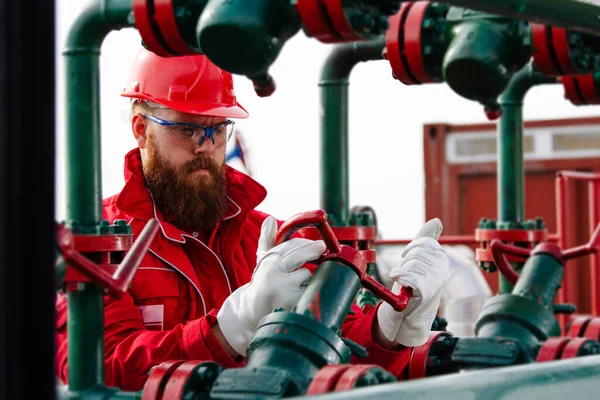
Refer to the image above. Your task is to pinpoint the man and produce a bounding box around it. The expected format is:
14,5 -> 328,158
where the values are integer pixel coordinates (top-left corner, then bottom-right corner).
55,47 -> 450,391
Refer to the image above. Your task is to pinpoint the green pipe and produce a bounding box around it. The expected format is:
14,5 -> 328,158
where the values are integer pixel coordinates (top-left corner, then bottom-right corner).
66,287 -> 107,391
64,0 -> 133,231
63,0 -> 134,391
56,384 -> 142,400
294,261 -> 362,331
496,63 -> 555,293
423,0 -> 600,36
319,38 -> 385,225
299,354 -> 600,400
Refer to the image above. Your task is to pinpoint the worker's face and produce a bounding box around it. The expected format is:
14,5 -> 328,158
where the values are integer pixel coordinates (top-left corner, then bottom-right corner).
141,107 -> 228,175
132,107 -> 231,232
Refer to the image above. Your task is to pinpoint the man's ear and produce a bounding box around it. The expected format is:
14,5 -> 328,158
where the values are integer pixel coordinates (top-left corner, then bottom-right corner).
131,113 -> 148,148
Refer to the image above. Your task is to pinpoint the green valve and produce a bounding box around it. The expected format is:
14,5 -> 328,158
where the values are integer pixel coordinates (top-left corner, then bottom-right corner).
97,220 -> 111,235
521,220 -> 535,230
535,217 -> 546,230
196,0 -> 301,83
443,8 -> 530,112
498,221 -> 518,230
112,219 -> 132,235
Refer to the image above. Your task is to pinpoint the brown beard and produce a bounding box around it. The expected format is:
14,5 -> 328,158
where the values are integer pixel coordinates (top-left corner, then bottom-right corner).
143,135 -> 228,234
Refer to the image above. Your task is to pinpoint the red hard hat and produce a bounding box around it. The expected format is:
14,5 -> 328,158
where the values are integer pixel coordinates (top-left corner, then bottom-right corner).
121,47 -> 248,118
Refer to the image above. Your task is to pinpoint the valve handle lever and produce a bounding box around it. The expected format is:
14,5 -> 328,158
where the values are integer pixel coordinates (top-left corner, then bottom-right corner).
112,218 -> 160,292
490,239 -> 531,286
490,222 -> 600,286
362,274 -> 412,311
275,210 -> 411,312
57,218 -> 159,297
563,222 -> 600,260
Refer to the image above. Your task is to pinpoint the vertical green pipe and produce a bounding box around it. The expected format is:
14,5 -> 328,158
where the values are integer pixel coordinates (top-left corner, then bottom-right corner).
67,287 -> 106,390
65,50 -> 103,230
497,101 -> 523,224
63,0 -> 133,391
320,82 -> 349,225
319,38 -> 385,225
496,63 -> 555,293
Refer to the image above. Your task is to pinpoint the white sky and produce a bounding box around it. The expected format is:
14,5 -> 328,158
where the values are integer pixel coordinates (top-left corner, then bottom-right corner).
56,0 -> 600,239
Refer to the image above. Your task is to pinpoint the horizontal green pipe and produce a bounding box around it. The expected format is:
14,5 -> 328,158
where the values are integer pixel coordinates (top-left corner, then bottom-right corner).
428,0 -> 600,36
300,354 -> 600,400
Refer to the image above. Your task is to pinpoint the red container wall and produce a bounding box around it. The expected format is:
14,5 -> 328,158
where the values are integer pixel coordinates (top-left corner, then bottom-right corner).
424,116 -> 600,314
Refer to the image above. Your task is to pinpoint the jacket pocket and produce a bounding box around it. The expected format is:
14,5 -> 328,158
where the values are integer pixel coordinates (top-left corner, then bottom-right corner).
129,268 -> 180,330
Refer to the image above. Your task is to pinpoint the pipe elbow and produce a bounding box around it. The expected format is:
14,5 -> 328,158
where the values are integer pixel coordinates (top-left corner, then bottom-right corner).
319,37 -> 386,84
65,0 -> 133,52
499,62 -> 557,105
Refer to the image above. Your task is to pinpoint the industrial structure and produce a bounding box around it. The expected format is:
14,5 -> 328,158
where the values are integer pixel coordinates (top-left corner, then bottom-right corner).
2,0 -> 600,399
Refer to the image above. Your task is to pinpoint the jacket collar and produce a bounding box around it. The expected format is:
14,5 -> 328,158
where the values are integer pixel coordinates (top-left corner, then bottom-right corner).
116,148 -> 267,242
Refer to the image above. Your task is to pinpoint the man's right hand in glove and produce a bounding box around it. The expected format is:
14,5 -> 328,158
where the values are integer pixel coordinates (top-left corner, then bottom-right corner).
215,216 -> 326,357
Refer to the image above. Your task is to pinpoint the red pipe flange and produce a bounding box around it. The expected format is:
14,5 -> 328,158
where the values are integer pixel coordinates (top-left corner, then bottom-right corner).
154,0 -> 198,55
308,364 -> 394,394
562,75 -> 586,105
407,331 -> 451,379
531,23 -> 561,75
561,337 -> 594,359
563,74 -> 600,105
582,318 -> 600,341
133,0 -> 175,57
161,361 -> 220,399
333,365 -> 391,391
567,315 -> 593,337
475,228 -> 547,265
551,27 -> 580,75
386,2 -> 420,85
536,337 -> 571,362
578,74 -> 600,104
322,0 -> 362,41
403,1 -> 435,83
141,360 -> 187,400
295,0 -> 343,43
307,365 -> 352,395
531,23 -> 592,76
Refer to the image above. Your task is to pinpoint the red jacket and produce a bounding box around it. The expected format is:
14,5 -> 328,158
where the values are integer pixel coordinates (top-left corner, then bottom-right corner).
55,148 -> 410,391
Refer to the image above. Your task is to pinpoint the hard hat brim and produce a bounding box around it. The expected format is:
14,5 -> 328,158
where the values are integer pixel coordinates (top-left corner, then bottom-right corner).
122,93 -> 249,119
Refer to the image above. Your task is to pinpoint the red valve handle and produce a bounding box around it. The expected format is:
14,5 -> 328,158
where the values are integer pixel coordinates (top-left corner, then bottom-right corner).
275,210 -> 412,312
58,219 -> 160,297
490,222 -> 600,285
489,239 -> 530,286
275,210 -> 340,252
562,222 -> 600,261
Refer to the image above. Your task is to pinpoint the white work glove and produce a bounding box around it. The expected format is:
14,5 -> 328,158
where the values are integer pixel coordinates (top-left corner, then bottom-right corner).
217,216 -> 326,356
376,218 -> 449,347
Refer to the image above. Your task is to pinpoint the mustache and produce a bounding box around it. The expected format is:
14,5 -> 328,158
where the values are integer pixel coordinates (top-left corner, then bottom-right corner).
182,155 -> 218,174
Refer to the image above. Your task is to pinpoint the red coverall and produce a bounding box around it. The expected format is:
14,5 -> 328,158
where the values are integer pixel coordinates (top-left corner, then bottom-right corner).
55,148 -> 411,391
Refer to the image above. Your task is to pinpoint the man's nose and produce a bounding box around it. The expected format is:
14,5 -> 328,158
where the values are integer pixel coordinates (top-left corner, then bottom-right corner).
193,136 -> 215,154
